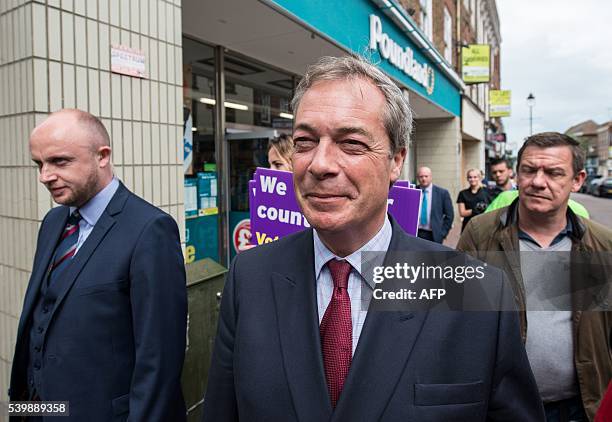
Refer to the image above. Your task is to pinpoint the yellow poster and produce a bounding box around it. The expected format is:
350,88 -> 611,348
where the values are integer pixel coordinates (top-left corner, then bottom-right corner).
462,44 -> 490,83
489,90 -> 511,117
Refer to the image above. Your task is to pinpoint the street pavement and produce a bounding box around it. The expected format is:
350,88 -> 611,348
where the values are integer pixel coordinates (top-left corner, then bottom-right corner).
444,192 -> 611,249
571,192 -> 612,228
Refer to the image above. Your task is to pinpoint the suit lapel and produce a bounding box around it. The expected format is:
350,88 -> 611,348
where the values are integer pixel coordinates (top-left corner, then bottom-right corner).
499,227 -> 526,301
332,222 -> 428,421
271,229 -> 333,421
17,208 -> 69,340
45,184 -> 130,329
430,185 -> 437,212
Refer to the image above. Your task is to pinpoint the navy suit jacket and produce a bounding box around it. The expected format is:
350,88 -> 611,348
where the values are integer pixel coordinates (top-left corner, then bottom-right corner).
9,183 -> 187,422
202,219 -> 545,421
419,184 -> 454,243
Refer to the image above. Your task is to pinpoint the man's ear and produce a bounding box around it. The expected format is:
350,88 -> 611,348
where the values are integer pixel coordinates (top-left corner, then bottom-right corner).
390,147 -> 407,184
571,169 -> 587,193
97,146 -> 112,168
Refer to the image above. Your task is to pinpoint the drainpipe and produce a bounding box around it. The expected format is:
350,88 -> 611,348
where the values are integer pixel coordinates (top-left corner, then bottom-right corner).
456,0 -> 461,74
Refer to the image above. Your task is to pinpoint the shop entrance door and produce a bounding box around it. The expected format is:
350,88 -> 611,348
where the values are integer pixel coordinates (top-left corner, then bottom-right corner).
225,130 -> 280,259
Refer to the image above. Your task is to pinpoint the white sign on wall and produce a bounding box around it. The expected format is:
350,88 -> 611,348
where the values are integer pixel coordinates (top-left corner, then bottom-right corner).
111,44 -> 147,78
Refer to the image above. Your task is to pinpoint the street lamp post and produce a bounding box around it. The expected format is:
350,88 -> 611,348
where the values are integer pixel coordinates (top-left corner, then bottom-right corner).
527,93 -> 536,136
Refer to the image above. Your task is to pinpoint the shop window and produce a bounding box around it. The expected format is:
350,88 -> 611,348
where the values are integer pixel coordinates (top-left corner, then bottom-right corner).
223,51 -> 295,259
182,36 -> 297,264
223,52 -> 295,133
182,37 -> 220,265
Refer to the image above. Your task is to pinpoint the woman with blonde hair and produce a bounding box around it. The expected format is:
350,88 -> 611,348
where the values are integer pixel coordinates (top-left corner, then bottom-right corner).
267,134 -> 294,171
456,168 -> 491,232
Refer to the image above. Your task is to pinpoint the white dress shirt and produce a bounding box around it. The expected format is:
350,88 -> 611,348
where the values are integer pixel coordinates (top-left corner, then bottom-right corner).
313,216 -> 393,356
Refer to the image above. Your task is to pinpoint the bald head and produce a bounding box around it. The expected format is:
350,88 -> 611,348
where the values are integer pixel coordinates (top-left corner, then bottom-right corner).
417,166 -> 432,188
33,109 -> 110,150
29,109 -> 113,207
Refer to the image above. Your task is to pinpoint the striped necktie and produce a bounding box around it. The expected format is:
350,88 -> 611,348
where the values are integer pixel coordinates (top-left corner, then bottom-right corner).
47,210 -> 82,284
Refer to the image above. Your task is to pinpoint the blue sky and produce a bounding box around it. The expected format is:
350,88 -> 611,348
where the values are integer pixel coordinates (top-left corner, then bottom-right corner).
498,0 -> 612,153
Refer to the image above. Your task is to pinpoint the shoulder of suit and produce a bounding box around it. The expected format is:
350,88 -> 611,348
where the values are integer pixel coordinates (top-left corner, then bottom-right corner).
42,205 -> 68,223
465,207 -> 505,239
580,216 -> 612,248
45,204 -> 68,217
120,189 -> 171,219
394,228 -> 455,252
433,184 -> 450,194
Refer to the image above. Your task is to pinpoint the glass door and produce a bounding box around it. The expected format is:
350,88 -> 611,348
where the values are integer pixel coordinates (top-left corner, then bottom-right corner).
226,130 -> 279,259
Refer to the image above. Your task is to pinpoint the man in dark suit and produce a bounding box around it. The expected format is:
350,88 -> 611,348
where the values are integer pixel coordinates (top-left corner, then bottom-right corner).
417,166 -> 454,243
202,56 -> 544,421
9,109 -> 187,421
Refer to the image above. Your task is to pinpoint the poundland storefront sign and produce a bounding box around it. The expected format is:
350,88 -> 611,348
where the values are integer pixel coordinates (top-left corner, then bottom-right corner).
268,0 -> 461,116
369,14 -> 434,94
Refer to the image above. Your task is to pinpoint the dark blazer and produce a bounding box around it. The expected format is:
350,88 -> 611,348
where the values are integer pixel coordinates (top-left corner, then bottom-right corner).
202,218 -> 545,421
9,183 -> 187,422
419,184 -> 454,243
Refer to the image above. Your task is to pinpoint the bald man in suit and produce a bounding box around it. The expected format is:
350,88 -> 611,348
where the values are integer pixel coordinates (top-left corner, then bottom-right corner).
9,109 -> 187,421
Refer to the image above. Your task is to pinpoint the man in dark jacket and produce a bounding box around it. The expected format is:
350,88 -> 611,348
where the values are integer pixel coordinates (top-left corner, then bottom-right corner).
202,55 -> 544,422
9,109 -> 187,421
458,132 -> 612,421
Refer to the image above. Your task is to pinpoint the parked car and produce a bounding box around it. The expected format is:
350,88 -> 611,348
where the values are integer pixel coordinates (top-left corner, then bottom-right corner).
580,174 -> 602,193
588,176 -> 605,196
598,178 -> 612,198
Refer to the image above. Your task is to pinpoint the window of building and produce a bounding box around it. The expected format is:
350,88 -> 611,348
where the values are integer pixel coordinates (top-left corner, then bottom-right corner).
223,52 -> 295,135
183,38 -> 220,265
419,0 -> 433,40
443,7 -> 453,64
471,0 -> 477,27
182,36 -> 297,264
492,47 -> 498,82
222,52 -> 295,260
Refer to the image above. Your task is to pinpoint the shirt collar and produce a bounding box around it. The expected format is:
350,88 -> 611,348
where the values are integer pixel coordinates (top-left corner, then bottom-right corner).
517,214 -> 574,248
70,178 -> 120,226
313,215 -> 393,289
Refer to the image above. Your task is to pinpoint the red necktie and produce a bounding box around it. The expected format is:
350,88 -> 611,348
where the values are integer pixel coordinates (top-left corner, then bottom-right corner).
320,259 -> 353,408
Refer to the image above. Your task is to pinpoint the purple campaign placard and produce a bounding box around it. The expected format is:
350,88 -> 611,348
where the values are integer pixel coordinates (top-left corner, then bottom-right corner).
394,180 -> 417,189
249,169 -> 422,246
387,185 -> 421,236
250,168 -> 310,245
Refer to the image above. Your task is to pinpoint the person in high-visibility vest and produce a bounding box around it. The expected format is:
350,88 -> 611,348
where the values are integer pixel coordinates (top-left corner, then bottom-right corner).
485,189 -> 590,218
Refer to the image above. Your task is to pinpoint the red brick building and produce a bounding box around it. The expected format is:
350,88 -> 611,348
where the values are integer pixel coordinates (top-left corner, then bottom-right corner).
397,0 -> 503,182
